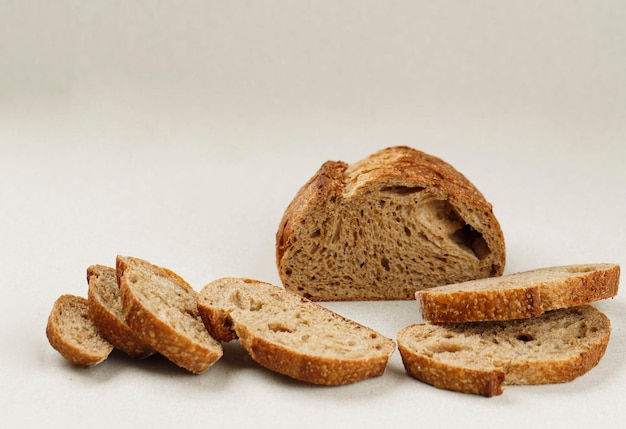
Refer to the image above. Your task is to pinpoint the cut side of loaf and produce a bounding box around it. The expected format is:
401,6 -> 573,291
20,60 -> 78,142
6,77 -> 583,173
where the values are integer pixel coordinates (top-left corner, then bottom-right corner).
276,146 -> 506,301
417,263 -> 620,323
46,294 -> 113,367
197,277 -> 396,385
397,305 -> 611,397
117,255 -> 223,374
87,264 -> 154,358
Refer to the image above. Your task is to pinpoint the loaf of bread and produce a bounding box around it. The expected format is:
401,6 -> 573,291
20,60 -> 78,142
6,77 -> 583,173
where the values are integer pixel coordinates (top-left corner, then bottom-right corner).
197,277 -> 396,385
87,264 -> 154,358
397,305 -> 611,397
46,294 -> 114,367
276,146 -> 506,300
417,263 -> 620,323
117,255 -> 223,374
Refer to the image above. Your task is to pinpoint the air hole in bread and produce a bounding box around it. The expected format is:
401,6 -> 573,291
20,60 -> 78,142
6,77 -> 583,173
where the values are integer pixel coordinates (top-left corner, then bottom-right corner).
310,229 -> 321,238
268,322 -> 294,333
565,265 -> 595,274
331,219 -> 342,243
380,185 -> 426,195
516,334 -> 534,342
428,342 -> 467,354
230,291 -> 245,309
248,298 -> 264,311
381,258 -> 390,271
450,224 -> 490,260
403,226 -> 412,237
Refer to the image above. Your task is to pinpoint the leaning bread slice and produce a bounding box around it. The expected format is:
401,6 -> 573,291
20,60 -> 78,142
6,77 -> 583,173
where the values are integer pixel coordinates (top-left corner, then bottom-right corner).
87,264 -> 154,358
276,146 -> 506,301
417,263 -> 619,323
197,277 -> 396,385
117,255 -> 223,374
46,294 -> 114,367
397,305 -> 611,397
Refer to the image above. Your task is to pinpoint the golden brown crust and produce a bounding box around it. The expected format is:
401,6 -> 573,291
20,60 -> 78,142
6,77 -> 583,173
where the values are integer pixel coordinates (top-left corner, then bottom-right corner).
276,146 -> 506,301
87,265 -> 154,358
117,255 -> 223,374
46,294 -> 113,367
417,263 -> 620,323
539,264 -> 620,310
398,342 -> 505,397
276,160 -> 347,264
417,286 -> 544,323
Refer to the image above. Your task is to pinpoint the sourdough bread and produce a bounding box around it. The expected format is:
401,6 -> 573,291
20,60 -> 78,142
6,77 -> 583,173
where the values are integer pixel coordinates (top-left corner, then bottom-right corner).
276,146 -> 506,300
417,263 -> 620,323
87,264 -> 154,358
397,305 -> 611,397
197,277 -> 396,385
117,255 -> 223,374
46,294 -> 114,367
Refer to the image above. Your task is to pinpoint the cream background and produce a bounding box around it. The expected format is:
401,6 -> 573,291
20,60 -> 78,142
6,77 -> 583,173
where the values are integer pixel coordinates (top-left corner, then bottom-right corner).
1,1 -> 625,428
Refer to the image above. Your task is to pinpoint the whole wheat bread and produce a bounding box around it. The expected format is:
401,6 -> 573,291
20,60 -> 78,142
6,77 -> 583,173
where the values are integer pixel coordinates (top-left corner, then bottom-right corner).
117,255 -> 223,374
276,146 -> 506,300
417,263 -> 620,323
46,294 -> 114,367
87,264 -> 154,358
197,277 -> 396,385
397,305 -> 611,397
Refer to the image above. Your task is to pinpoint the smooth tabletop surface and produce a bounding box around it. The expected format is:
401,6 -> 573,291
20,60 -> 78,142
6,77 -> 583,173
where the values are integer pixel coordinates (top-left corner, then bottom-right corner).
2,2 -> 625,428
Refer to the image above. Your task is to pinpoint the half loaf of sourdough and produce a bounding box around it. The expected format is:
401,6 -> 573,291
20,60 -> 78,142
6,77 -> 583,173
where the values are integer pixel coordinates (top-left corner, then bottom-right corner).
197,277 -> 396,385
417,263 -> 620,323
276,146 -> 506,300
87,264 -> 154,358
397,305 -> 611,397
117,255 -> 223,374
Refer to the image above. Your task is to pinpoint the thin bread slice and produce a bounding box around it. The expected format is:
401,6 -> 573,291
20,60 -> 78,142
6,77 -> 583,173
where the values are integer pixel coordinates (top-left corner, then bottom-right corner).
197,277 -> 396,385
46,294 -> 113,367
397,305 -> 611,397
276,146 -> 506,301
116,255 -> 223,374
417,263 -> 620,323
87,264 -> 154,358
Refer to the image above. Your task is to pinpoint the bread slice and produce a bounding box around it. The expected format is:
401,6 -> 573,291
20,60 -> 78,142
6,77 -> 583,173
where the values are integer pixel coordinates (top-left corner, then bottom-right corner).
116,255 -> 223,374
397,305 -> 611,397
276,146 -> 506,300
46,294 -> 114,367
417,263 -> 620,323
87,264 -> 154,358
197,277 -> 396,385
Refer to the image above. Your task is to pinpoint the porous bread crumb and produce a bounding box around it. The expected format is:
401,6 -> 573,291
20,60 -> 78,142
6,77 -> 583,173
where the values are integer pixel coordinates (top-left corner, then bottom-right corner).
117,255 -> 223,374
398,305 -> 611,396
276,146 -> 506,301
46,294 -> 113,367
198,277 -> 395,385
87,265 -> 154,358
